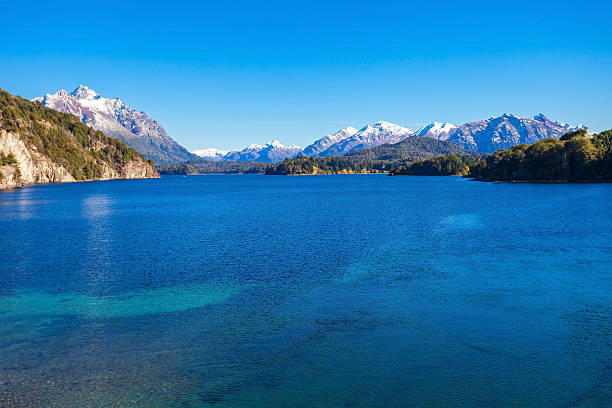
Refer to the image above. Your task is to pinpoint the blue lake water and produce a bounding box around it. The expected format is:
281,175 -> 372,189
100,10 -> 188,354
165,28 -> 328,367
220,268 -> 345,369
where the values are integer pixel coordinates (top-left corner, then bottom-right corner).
1,175 -> 611,407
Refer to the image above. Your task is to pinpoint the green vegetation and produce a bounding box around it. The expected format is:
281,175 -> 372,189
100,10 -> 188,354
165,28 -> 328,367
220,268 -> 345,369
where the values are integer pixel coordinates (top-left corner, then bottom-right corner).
0,88 -> 154,180
265,156 -> 390,175
161,163 -> 198,175
159,159 -> 269,175
390,129 -> 612,181
470,129 -> 612,181
345,136 -> 470,161
0,152 -> 18,166
389,154 -> 477,176
0,152 -> 21,181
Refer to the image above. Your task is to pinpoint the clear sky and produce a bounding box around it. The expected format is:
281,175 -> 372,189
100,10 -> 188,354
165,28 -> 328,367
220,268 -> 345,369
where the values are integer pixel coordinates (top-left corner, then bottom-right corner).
2,0 -> 611,151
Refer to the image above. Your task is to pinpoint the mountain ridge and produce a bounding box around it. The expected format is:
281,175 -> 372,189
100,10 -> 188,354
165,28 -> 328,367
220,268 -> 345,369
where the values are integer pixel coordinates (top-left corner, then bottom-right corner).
428,113 -> 585,153
223,140 -> 303,162
33,85 -> 197,166
194,114 -> 584,163
302,127 -> 359,157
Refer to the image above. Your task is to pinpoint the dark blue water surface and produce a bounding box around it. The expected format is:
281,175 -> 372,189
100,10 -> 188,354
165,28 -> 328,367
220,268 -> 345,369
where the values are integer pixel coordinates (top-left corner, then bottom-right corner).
1,175 -> 611,407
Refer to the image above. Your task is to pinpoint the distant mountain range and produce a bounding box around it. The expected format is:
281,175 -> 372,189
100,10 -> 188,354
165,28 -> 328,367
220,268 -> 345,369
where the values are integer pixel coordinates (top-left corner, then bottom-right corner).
195,114 -> 585,162
263,136 -> 477,175
223,140 -> 303,162
33,86 -> 197,166
34,86 -> 586,165
192,148 -> 229,161
314,121 -> 415,157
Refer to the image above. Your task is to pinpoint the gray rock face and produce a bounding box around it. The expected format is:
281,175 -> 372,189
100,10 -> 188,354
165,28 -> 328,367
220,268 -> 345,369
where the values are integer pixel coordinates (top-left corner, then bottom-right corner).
0,130 -> 75,188
33,85 -> 196,166
0,130 -> 157,190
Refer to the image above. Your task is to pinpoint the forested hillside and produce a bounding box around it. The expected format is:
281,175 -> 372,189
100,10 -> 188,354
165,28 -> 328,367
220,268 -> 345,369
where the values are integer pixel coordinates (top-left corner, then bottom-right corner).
470,129 -> 612,181
345,136 -> 472,161
159,159 -> 268,175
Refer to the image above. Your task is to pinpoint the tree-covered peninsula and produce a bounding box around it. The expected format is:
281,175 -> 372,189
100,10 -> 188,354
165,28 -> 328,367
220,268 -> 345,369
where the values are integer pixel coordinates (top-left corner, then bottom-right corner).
160,159 -> 268,175
470,129 -> 612,182
390,128 -> 612,182
389,154 -> 477,176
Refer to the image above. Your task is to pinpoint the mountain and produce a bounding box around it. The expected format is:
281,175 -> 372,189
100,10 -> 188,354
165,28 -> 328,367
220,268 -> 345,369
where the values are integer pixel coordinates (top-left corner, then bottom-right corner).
415,122 -> 458,140
192,148 -> 229,161
315,121 -> 415,157
266,133 -> 477,176
302,127 -> 359,157
191,114 -> 584,164
0,88 -> 157,189
33,85 -> 196,166
344,135 -> 475,162
422,114 -> 585,153
223,140 -> 302,163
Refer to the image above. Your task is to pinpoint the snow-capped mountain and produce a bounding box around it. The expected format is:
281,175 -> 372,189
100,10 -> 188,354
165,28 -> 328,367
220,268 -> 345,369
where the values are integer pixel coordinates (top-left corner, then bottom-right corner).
315,121 -> 415,157
302,127 -> 359,157
422,113 -> 585,153
190,114 -> 585,164
223,140 -> 303,163
415,122 -> 457,140
33,85 -> 196,166
192,148 -> 229,161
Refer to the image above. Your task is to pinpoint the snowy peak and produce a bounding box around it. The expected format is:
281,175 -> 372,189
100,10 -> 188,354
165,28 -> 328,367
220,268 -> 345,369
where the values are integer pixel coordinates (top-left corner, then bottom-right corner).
315,121 -> 414,157
532,113 -> 586,131
416,122 -> 457,135
532,113 -> 548,122
34,85 -> 195,165
267,139 -> 301,149
415,122 -> 458,140
359,121 -> 414,135
338,126 -> 359,136
302,126 -> 359,157
223,140 -> 303,163
71,85 -> 99,100
192,148 -> 229,161
371,121 -> 406,131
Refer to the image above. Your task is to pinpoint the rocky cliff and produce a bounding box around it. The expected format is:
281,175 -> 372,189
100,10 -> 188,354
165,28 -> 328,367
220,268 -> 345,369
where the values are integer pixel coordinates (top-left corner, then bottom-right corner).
0,88 -> 157,190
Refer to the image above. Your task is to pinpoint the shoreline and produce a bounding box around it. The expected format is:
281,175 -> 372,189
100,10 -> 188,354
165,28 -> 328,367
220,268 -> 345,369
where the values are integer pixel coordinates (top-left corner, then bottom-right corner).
0,174 -> 160,192
472,177 -> 612,184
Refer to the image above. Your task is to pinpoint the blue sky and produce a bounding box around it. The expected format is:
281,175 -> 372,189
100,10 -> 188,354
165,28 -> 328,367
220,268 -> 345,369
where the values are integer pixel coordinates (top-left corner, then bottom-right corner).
2,0 -> 611,150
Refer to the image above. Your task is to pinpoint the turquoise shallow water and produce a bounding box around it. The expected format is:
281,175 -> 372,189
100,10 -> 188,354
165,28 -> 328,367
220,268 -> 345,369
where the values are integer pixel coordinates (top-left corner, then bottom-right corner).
0,175 -> 611,407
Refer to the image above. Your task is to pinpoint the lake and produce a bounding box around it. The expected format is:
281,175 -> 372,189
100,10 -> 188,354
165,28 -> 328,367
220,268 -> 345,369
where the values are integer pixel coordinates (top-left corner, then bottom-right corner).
1,175 -> 611,407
